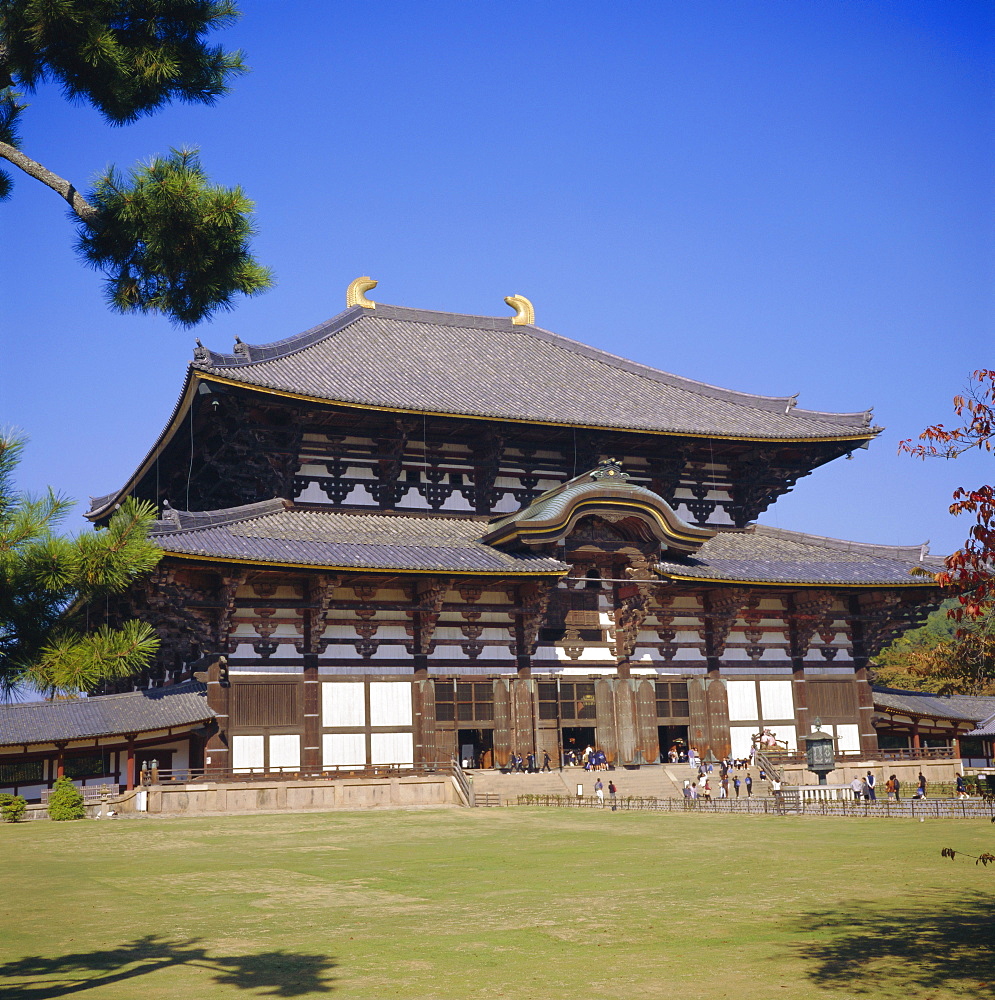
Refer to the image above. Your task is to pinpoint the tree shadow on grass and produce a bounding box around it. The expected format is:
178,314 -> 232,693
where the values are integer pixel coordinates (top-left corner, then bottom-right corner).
794,890 -> 995,997
0,935 -> 336,998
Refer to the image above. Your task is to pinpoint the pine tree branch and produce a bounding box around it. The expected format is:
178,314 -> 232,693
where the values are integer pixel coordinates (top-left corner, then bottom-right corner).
0,41 -> 11,88
0,140 -> 97,223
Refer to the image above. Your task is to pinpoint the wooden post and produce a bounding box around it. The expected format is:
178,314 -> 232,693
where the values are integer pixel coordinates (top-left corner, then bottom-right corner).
125,737 -> 136,791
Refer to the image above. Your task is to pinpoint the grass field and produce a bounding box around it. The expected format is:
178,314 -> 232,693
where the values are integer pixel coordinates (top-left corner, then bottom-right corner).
2,808 -> 994,999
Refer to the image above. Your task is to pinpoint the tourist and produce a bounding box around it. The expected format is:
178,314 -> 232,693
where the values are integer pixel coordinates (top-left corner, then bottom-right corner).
733,775 -> 741,797
689,781 -> 698,800
701,778 -> 712,801
850,775 -> 863,800
720,776 -> 729,798
745,774 -> 753,797
683,779 -> 692,799
866,771 -> 876,801
956,773 -> 967,798
541,751 -> 552,772
594,777 -> 604,806
859,776 -> 870,800
608,780 -> 617,811
918,772 -> 928,798
759,767 -> 766,781
891,774 -> 901,801
526,752 -> 536,773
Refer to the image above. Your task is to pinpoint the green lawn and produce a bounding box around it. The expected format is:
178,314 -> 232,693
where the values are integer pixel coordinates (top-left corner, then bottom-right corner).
2,808 -> 993,999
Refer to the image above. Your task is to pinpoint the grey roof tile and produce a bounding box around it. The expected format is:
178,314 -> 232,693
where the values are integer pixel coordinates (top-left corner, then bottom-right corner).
0,681 -> 212,747
655,525 -> 939,586
872,687 -> 995,724
192,303 -> 876,440
152,505 -> 568,574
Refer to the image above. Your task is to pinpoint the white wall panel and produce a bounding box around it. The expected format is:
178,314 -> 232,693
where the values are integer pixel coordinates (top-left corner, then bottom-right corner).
322,733 -> 366,768
232,734 -> 264,772
269,734 -> 301,770
727,681 -> 759,721
730,726 -> 756,758
370,682 -> 412,726
760,680 -> 794,720
774,724 -> 796,751
322,683 -> 365,727
834,724 -> 860,753
371,732 -> 414,766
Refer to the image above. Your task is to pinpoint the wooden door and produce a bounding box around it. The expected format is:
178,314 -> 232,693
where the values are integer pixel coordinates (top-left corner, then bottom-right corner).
614,680 -> 637,764
634,679 -> 660,763
492,678 -> 512,767
595,680 -> 618,763
705,680 -> 731,760
412,679 -> 436,765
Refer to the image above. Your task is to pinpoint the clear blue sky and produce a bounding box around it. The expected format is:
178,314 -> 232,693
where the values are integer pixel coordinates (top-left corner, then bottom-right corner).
2,0 -> 992,555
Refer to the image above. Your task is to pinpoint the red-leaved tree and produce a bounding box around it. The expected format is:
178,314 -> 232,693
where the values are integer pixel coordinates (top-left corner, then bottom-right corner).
901,369 -> 995,626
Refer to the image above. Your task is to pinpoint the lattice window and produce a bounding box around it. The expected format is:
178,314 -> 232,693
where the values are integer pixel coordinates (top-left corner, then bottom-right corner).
655,681 -> 690,719
560,682 -> 596,720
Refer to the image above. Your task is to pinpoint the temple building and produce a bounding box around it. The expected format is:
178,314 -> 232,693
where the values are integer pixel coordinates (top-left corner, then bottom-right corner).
70,279 -> 946,777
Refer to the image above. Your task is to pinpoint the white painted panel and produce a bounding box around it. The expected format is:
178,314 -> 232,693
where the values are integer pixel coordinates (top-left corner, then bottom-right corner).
727,681 -> 758,721
371,732 -> 414,766
775,725 -> 796,751
730,726 -> 756,758
322,683 -> 365,727
760,680 -> 794,720
370,682 -> 412,726
323,733 -> 366,767
232,734 -> 264,772
269,734 -> 301,770
834,724 -> 860,753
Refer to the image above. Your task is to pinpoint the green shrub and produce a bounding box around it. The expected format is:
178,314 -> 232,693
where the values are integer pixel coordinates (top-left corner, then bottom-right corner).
0,792 -> 27,822
47,777 -> 85,821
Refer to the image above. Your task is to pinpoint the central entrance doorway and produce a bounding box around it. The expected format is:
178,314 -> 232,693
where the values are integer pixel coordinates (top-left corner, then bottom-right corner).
562,726 -> 596,766
458,729 -> 493,769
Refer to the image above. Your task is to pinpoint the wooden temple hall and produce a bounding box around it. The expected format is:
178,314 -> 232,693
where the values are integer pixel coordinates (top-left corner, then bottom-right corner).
68,278 -> 945,776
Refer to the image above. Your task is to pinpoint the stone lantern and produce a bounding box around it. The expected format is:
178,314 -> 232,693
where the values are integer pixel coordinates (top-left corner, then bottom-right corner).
800,719 -> 836,786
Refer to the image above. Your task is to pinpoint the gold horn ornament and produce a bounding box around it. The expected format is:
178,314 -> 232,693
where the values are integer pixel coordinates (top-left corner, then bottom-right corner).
504,294 -> 535,326
346,276 -> 378,309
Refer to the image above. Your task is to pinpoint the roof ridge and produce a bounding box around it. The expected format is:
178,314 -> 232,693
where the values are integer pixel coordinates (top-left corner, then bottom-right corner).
190,301 -> 876,428
753,524 -> 930,561
0,680 -> 205,711
152,498 -> 289,534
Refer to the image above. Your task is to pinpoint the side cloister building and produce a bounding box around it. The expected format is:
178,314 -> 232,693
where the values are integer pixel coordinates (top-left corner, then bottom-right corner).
79,281 -> 943,775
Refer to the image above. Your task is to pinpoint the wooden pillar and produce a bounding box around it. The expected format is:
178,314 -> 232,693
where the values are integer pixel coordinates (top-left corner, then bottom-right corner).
55,742 -> 66,780
125,737 -> 136,791
912,722 -> 921,750
302,600 -> 321,774
847,596 -> 879,756
205,656 -> 230,773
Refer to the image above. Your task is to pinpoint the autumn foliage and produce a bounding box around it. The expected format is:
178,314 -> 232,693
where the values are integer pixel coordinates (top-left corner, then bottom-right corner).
892,371 -> 995,694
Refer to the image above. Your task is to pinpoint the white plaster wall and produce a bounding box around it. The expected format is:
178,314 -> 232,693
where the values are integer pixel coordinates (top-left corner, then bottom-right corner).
370,682 -> 412,726
269,734 -> 301,769
323,733 -> 366,767
834,724 -> 861,753
730,726 -> 756,759
727,681 -> 759,721
322,683 -> 365,727
774,725 -> 797,751
760,680 -> 794,720
371,732 -> 414,766
232,735 -> 264,771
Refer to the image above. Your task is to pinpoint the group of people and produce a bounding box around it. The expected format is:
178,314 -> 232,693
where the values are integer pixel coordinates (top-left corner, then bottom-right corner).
849,771 -> 929,801
562,745 -> 609,769
593,777 -> 619,810
505,751 -> 552,773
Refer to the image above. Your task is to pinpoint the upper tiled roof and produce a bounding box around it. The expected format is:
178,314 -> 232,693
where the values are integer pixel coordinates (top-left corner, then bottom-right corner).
966,712 -> 995,737
654,525 -> 941,586
192,303 -> 877,441
872,687 -> 995,725
0,681 -> 212,747
151,500 -> 567,575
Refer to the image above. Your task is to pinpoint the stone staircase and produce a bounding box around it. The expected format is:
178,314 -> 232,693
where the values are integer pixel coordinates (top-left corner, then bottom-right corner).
468,762 -> 775,805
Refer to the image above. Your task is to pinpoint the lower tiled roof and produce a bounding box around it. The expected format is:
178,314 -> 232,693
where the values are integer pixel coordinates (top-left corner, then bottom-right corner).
152,503 -> 568,575
0,681 -> 212,747
655,525 -> 940,586
872,687 -> 995,724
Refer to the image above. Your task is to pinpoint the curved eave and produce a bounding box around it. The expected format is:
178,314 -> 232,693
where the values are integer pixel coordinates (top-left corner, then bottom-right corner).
158,550 -> 569,577
198,374 -> 880,444
484,497 -> 715,554
88,367 -> 877,523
